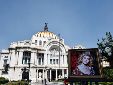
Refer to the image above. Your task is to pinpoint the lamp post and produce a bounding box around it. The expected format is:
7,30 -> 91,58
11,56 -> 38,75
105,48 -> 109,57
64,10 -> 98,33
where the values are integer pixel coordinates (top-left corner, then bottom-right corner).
28,62 -> 31,83
44,66 -> 47,85
28,63 -> 38,83
28,62 -> 39,83
35,65 -> 38,83
49,67 -> 52,82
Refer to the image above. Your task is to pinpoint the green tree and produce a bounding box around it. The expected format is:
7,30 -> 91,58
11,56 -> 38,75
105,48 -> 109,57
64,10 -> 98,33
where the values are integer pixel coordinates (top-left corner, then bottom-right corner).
97,32 -> 113,68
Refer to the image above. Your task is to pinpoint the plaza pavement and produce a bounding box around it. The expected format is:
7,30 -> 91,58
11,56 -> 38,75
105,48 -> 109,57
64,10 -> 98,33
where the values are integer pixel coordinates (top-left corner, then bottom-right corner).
30,81 -> 64,85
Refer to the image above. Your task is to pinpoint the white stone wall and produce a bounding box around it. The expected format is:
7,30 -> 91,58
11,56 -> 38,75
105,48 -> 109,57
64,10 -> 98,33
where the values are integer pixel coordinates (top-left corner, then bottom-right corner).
0,29 -> 69,82
8,67 -> 22,81
10,50 -> 16,67
29,68 -> 36,82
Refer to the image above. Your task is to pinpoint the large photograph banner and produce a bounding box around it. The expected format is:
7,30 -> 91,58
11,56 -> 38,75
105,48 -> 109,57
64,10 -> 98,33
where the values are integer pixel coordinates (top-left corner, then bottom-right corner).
68,48 -> 102,78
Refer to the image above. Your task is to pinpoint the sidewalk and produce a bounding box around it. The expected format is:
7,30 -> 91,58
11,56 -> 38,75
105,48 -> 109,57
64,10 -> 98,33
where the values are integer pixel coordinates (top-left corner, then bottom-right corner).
30,81 -> 64,85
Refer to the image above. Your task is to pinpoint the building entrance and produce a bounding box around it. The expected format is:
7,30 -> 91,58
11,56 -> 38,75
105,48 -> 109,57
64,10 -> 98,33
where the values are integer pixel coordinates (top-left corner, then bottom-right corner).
22,67 -> 29,81
51,70 -> 56,81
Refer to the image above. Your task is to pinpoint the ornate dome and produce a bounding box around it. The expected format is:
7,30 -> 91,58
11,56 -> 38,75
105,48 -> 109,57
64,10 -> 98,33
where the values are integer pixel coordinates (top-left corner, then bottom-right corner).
35,23 -> 58,39
36,31 -> 58,39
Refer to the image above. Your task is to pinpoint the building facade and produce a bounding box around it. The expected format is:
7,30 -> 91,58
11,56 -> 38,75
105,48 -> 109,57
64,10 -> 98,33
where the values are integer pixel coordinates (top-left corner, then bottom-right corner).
0,23 -> 70,82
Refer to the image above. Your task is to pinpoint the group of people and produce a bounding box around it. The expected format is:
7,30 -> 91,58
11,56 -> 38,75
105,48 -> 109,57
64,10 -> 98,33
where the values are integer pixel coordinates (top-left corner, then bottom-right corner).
73,52 -> 95,76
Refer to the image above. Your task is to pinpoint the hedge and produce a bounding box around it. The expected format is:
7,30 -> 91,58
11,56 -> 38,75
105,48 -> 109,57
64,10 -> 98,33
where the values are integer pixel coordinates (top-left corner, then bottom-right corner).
0,77 -> 9,84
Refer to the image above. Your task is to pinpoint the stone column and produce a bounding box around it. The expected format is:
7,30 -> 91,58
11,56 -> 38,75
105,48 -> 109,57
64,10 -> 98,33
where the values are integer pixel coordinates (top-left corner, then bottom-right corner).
10,50 -> 16,67
62,69 -> 64,78
43,69 -> 44,80
18,51 -> 23,65
31,52 -> 34,64
35,53 -> 38,65
55,69 -> 58,80
67,69 -> 68,78
34,52 -> 37,65
44,53 -> 47,65
45,70 -> 47,79
50,69 -> 51,81
60,55 -> 62,67
41,58 -> 42,65
0,70 -> 2,77
36,69 -> 38,82
62,55 -> 64,65
42,58 -> 44,65
15,51 -> 18,65
48,54 -> 50,64
64,55 -> 67,65
9,51 -> 12,66
37,58 -> 38,65
47,54 -> 48,64
16,51 -> 19,65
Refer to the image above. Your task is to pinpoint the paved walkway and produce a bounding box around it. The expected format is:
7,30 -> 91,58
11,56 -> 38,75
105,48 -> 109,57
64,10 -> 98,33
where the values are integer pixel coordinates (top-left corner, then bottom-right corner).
30,81 -> 64,85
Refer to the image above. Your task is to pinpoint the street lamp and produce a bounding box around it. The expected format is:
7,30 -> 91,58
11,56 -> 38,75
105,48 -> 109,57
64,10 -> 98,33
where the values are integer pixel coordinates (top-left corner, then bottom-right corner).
28,63 -> 38,83
49,67 -> 52,82
27,62 -> 31,83
36,68 -> 38,82
44,66 -> 47,85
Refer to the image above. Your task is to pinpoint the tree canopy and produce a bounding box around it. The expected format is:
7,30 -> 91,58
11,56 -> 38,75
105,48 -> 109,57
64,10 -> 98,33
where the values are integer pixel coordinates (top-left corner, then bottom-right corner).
97,32 -> 113,67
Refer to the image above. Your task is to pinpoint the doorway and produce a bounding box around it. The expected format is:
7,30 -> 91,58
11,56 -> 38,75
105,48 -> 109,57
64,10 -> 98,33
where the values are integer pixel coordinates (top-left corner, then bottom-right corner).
22,67 -> 29,81
51,70 -> 56,81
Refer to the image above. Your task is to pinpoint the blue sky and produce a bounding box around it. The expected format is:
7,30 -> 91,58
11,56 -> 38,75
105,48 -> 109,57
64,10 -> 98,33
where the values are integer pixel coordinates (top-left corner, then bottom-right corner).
0,0 -> 113,50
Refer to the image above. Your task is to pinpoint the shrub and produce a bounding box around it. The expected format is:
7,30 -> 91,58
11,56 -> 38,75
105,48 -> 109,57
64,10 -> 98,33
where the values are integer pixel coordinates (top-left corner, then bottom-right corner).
103,67 -> 113,79
6,80 -> 29,85
0,77 -> 9,84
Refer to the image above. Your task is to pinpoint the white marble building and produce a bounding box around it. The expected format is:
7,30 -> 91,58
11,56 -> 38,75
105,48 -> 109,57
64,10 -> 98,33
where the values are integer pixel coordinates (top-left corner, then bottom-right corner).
0,23 -> 70,82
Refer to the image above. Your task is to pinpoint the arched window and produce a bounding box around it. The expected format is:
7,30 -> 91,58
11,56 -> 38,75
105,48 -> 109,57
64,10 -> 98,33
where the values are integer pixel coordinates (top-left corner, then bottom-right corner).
40,34 -> 41,37
43,41 -> 46,46
39,40 -> 42,45
35,40 -> 37,43
22,51 -> 31,64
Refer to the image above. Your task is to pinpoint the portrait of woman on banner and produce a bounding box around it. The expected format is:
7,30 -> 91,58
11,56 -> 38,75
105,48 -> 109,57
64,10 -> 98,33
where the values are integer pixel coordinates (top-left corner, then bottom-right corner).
73,52 -> 95,76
